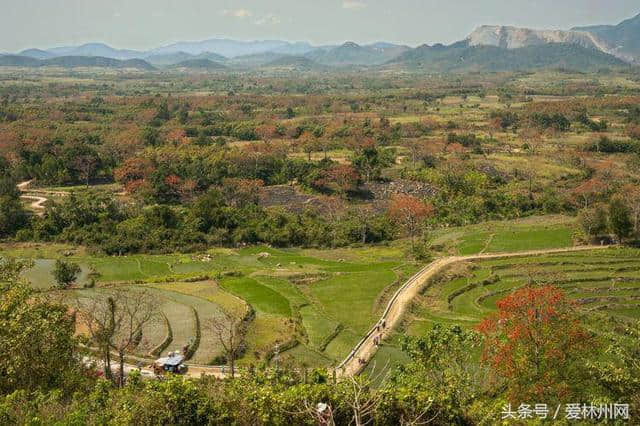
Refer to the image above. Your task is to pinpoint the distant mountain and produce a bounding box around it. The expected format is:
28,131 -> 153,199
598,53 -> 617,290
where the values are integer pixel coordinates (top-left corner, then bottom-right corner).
9,11 -> 640,71
227,52 -> 291,68
0,55 -> 154,70
467,26 -> 610,52
146,51 -> 227,66
305,42 -> 406,66
145,51 -> 195,66
388,41 -> 627,72
169,58 -> 226,70
0,55 -> 42,67
466,12 -> 640,64
270,42 -> 316,56
150,39 -> 292,58
19,48 -> 56,59
262,56 -> 327,71
47,43 -> 143,60
572,13 -> 640,63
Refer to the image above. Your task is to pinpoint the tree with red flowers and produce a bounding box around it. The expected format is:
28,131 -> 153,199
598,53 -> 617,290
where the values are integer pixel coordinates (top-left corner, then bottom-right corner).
572,178 -> 608,209
313,165 -> 360,196
114,157 -> 155,194
388,195 -> 435,248
476,286 -> 593,403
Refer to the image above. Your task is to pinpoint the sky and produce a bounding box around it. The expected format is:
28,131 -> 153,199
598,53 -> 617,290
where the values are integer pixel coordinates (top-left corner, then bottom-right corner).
1,0 -> 639,52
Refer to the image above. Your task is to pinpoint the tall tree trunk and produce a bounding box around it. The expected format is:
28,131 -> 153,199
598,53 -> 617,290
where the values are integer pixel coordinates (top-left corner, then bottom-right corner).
103,346 -> 112,380
118,351 -> 125,387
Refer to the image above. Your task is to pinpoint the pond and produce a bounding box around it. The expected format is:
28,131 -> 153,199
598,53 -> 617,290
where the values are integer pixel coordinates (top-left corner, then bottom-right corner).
21,259 -> 92,290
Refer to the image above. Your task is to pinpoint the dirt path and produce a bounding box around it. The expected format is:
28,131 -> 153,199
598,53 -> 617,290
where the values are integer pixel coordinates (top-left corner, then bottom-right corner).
18,180 -> 71,215
337,245 -> 609,377
18,180 -> 47,215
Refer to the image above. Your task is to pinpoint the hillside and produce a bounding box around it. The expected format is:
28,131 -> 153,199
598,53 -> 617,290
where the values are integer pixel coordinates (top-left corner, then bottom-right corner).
573,13 -> 640,63
19,48 -> 56,59
169,58 -> 227,70
0,55 -> 154,70
47,43 -> 143,60
306,42 -> 405,66
467,26 -> 611,52
388,41 -> 627,72
227,52 -> 291,68
0,55 -> 41,67
262,55 -> 327,71
146,51 -> 227,66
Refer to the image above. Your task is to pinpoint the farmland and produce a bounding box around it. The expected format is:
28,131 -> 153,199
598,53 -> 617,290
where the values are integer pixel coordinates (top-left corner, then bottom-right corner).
1,241 -> 419,367
368,247 -> 640,376
0,213 -> 586,369
2,65 -> 640,422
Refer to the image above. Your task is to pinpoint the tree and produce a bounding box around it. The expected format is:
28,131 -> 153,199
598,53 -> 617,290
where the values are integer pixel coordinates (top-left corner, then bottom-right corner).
0,258 -> 79,393
577,205 -> 608,239
395,324 -> 483,422
76,289 -> 158,386
53,259 -> 81,289
114,157 -> 155,194
74,153 -> 100,187
477,285 -> 593,402
352,146 -> 395,183
208,309 -> 245,378
313,165 -> 361,196
388,195 -> 435,249
0,179 -> 28,238
572,178 -> 608,209
622,184 -> 640,234
609,197 -> 633,242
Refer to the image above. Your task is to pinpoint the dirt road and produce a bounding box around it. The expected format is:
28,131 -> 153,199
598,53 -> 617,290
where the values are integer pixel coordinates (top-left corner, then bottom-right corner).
337,245 -> 608,377
17,180 -> 70,215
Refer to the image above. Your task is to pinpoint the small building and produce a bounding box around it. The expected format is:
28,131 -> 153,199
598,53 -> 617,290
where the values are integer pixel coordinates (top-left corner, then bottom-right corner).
154,353 -> 187,374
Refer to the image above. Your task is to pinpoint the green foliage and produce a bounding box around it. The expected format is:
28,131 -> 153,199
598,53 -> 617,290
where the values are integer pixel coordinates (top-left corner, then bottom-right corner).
53,259 -> 81,289
609,197 -> 633,241
578,205 -> 609,237
0,259 -> 80,394
397,324 -> 484,420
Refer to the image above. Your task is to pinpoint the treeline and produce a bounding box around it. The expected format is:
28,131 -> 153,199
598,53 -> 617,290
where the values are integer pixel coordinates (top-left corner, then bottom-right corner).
14,189 -> 395,254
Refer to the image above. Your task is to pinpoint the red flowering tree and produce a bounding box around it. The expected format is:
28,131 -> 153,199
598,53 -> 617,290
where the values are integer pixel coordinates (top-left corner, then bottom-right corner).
313,165 -> 360,196
477,286 -> 593,402
572,178 -> 608,209
114,157 -> 155,194
388,195 -> 435,248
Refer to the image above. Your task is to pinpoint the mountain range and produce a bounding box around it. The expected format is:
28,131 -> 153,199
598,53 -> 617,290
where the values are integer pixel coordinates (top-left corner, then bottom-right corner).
1,12 -> 639,72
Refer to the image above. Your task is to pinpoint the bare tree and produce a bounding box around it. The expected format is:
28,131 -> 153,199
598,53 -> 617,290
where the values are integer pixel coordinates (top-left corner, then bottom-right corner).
76,289 -> 158,386
343,376 -> 381,426
208,310 -> 244,378
301,400 -> 336,426
74,154 -> 99,187
111,290 -> 158,386
76,294 -> 117,381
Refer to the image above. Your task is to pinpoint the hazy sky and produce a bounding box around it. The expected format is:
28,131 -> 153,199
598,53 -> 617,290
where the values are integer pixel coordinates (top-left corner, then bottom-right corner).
1,0 -> 639,52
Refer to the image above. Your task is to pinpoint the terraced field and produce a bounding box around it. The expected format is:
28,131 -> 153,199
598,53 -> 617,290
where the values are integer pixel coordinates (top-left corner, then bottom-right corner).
405,248 -> 640,336
5,242 -> 410,367
361,248 -> 640,378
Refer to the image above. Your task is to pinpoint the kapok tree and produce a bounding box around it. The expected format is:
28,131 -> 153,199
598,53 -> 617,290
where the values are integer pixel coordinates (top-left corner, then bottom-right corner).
388,195 -> 435,249
477,286 -> 593,403
572,178 -> 608,209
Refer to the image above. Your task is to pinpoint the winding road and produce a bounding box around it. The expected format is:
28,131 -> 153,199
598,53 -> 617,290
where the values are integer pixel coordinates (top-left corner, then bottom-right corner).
337,245 -> 608,377
18,180 -> 70,215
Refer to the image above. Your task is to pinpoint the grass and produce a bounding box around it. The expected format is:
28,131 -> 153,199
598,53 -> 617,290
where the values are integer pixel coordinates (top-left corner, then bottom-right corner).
431,215 -> 577,256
